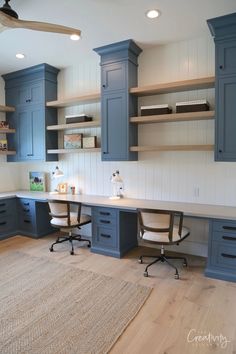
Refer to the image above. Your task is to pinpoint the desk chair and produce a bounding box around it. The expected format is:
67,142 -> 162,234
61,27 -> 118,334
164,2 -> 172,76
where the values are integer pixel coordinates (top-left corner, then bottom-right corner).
138,208 -> 190,279
48,200 -> 91,255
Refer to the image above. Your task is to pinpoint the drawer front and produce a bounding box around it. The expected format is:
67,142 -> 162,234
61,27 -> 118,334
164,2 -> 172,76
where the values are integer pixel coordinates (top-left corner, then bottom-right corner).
0,199 -> 16,216
211,242 -> 236,271
212,231 -> 236,243
93,225 -> 118,249
19,216 -> 36,234
18,198 -> 35,216
93,207 -> 117,226
0,214 -> 16,236
212,220 -> 236,233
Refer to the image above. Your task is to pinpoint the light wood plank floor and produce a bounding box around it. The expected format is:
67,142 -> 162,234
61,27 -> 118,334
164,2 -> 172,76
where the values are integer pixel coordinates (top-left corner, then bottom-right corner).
1,235 -> 235,354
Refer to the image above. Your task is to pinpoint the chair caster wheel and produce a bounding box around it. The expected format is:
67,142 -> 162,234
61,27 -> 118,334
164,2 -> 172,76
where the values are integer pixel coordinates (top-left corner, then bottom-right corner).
143,271 -> 148,277
183,261 -> 187,267
174,273 -> 179,279
70,251 -> 74,255
87,244 -> 91,248
49,247 -> 54,252
138,258 -> 143,264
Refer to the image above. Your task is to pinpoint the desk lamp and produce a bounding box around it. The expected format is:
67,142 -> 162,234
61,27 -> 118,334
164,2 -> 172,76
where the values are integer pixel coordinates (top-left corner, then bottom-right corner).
109,170 -> 124,200
50,166 -> 64,194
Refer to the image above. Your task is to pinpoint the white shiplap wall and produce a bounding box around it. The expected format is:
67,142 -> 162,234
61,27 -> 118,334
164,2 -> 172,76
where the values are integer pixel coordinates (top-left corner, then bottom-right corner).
3,35 -> 236,256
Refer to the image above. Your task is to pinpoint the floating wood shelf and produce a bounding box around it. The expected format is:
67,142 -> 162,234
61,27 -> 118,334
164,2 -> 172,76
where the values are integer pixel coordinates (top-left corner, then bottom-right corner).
130,145 -> 214,152
0,128 -> 16,134
46,92 -> 101,108
130,76 -> 215,96
0,105 -> 15,112
47,148 -> 101,154
130,111 -> 215,124
47,121 -> 101,131
0,150 -> 16,155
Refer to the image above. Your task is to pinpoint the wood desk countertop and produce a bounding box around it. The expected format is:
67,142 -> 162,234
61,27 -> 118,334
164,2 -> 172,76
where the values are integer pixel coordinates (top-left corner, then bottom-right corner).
1,191 -> 236,221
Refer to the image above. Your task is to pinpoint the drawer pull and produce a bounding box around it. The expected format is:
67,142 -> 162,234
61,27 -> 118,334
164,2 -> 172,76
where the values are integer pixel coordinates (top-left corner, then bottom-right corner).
223,236 -> 236,241
23,203 -> 30,206
24,220 -> 31,224
100,220 -> 110,224
0,203 -> 6,207
99,211 -> 110,216
0,210 -> 6,214
0,221 -> 6,226
222,226 -> 236,231
23,208 -> 30,212
221,253 -> 236,259
100,233 -> 111,238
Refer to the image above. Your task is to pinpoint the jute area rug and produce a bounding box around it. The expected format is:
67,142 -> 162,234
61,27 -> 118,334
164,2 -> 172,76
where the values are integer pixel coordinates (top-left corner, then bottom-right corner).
0,251 -> 151,354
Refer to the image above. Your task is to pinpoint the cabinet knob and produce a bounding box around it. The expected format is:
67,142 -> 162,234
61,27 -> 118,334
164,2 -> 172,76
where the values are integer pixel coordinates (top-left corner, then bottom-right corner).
219,65 -> 223,70
27,153 -> 33,156
219,149 -> 222,153
103,152 -> 108,154
102,84 -> 106,88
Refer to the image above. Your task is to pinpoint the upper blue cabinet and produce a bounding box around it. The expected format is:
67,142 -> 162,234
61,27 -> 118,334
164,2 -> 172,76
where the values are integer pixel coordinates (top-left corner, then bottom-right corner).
94,39 -> 142,161
208,13 -> 236,161
2,64 -> 59,162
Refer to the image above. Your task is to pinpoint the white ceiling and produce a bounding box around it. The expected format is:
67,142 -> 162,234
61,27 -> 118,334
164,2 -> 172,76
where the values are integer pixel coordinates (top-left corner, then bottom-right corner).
0,0 -> 236,75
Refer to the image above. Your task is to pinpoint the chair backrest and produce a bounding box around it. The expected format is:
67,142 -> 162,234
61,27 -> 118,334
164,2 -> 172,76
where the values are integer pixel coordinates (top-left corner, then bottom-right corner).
47,200 -> 82,227
138,208 -> 184,242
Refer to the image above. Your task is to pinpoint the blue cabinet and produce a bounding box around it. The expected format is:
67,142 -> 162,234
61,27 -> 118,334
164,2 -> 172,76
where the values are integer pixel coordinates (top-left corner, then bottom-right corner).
91,206 -> 138,258
0,198 -> 17,240
17,198 -> 54,238
205,219 -> 236,282
208,13 -> 236,161
2,64 -> 59,162
94,40 -> 142,161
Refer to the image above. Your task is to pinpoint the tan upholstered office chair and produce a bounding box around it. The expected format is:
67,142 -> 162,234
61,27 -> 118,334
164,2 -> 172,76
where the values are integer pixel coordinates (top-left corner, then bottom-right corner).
48,200 -> 91,255
138,208 -> 190,279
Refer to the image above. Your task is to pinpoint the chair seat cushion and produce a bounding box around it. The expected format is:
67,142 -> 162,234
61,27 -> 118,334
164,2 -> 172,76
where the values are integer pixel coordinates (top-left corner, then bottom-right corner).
51,213 -> 91,227
142,224 -> 190,243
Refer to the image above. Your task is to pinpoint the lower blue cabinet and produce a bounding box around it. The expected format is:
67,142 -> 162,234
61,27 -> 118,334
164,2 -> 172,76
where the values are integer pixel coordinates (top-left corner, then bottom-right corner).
91,206 -> 138,258
205,219 -> 236,282
0,198 -> 17,239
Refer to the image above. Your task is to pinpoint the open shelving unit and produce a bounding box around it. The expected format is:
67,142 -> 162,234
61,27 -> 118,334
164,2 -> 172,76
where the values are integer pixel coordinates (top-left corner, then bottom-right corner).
130,110 -> 215,124
47,148 -> 101,154
46,92 -> 100,108
47,121 -> 100,131
130,76 -> 215,96
0,105 -> 15,113
130,145 -> 214,152
0,128 -> 16,134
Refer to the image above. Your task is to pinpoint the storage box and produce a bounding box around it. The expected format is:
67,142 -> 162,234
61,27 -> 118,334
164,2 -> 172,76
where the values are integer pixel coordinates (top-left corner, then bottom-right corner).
176,99 -> 210,113
65,114 -> 92,124
140,104 -> 172,116
82,136 -> 97,149
64,134 -> 83,149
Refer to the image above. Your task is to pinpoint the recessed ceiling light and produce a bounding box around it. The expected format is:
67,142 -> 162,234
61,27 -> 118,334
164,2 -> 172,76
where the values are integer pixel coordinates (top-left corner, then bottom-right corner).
146,9 -> 160,19
70,34 -> 80,41
16,53 -> 25,59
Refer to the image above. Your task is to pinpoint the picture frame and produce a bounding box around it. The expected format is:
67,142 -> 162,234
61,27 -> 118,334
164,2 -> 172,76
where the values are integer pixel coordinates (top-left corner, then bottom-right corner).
82,136 -> 97,149
58,182 -> 68,194
64,134 -> 83,149
0,139 -> 8,151
29,172 -> 46,192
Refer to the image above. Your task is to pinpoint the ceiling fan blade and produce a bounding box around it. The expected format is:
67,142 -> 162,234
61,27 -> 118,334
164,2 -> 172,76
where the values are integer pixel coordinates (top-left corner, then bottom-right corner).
0,11 -> 81,37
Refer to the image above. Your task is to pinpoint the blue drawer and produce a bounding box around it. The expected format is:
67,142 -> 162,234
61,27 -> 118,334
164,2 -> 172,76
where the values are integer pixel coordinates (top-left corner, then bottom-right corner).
18,198 -> 35,216
93,224 -> 118,249
213,220 -> 236,233
212,231 -> 236,243
0,198 -> 16,215
0,214 -> 16,236
19,215 -> 36,234
211,242 -> 236,272
93,207 -> 117,226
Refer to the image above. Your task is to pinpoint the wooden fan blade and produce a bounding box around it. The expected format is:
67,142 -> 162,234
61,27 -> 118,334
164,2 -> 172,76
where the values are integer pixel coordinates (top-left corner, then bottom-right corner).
0,11 -> 81,37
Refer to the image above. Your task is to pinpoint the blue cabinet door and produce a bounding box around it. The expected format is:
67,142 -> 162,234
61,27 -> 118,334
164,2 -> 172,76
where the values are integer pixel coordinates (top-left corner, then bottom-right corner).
18,105 -> 45,161
217,40 -> 236,76
101,62 -> 127,93
102,91 -> 128,161
216,75 -> 236,161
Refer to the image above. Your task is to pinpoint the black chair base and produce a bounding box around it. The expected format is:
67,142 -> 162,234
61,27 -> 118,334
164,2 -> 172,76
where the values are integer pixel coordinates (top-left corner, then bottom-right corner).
49,235 -> 91,255
139,253 -> 187,279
